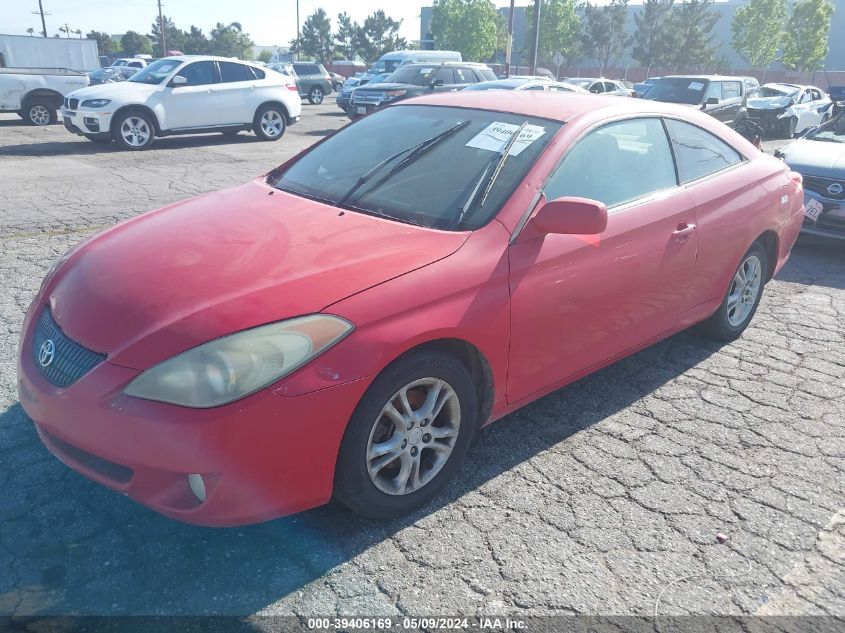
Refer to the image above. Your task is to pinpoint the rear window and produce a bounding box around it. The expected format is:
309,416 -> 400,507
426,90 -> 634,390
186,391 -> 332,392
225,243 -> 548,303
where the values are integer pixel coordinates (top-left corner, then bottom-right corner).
388,66 -> 438,86
271,105 -> 562,231
476,68 -> 497,81
664,119 -> 743,182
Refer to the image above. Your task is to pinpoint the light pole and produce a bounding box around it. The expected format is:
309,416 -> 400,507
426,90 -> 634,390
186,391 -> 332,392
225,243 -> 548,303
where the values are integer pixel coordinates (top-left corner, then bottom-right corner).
504,0 -> 515,77
529,0 -> 541,76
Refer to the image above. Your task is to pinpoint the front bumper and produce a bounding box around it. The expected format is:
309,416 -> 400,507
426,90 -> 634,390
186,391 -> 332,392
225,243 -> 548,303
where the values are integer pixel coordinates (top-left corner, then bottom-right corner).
801,190 -> 845,240
18,302 -> 369,526
62,107 -> 113,137
336,95 -> 351,111
747,109 -> 788,132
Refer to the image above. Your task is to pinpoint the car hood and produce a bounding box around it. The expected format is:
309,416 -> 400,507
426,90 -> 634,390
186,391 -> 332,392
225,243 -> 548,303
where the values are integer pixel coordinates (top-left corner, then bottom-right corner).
47,179 -> 469,369
67,81 -> 158,100
748,95 -> 793,109
779,138 -> 845,178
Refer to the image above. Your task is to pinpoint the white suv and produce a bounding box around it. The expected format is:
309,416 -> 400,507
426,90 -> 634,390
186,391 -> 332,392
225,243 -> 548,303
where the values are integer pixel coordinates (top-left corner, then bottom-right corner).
61,56 -> 302,150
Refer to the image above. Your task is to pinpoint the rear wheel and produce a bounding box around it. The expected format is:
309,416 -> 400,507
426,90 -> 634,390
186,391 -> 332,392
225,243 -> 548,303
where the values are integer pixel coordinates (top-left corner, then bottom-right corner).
700,242 -> 768,341
26,99 -> 57,126
334,351 -> 478,519
253,104 -> 286,141
308,86 -> 325,105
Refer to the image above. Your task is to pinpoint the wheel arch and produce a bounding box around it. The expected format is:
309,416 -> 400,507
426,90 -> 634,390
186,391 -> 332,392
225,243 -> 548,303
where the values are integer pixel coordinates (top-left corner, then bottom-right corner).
754,229 -> 779,282
23,89 -> 63,109
256,100 -> 293,125
110,104 -> 162,135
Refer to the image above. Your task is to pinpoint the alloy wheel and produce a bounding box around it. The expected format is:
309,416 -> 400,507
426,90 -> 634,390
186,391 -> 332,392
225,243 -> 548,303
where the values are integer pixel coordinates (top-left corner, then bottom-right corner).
726,254 -> 762,327
310,88 -> 324,104
366,377 -> 460,495
260,110 -> 284,137
120,116 -> 151,147
30,105 -> 51,126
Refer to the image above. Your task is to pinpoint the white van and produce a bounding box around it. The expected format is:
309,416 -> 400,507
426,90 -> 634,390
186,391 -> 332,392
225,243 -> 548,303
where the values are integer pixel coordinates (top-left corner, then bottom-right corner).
369,50 -> 461,76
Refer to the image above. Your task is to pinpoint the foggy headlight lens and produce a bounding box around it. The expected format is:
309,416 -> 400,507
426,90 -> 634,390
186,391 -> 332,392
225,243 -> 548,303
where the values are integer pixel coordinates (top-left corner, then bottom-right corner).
81,99 -> 111,108
124,315 -> 353,407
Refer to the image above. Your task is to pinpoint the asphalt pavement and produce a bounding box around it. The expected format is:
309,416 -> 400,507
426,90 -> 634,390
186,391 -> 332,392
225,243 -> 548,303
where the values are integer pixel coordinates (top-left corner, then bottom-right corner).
0,103 -> 842,621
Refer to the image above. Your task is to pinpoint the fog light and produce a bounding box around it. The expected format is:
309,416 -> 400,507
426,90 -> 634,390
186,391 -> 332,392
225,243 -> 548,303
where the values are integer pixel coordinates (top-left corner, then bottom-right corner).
187,473 -> 206,502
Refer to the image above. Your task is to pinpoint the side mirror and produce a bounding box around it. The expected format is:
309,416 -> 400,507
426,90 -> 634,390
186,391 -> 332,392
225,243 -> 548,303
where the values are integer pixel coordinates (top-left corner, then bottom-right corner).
170,75 -> 188,87
705,96 -> 719,105
532,196 -> 608,235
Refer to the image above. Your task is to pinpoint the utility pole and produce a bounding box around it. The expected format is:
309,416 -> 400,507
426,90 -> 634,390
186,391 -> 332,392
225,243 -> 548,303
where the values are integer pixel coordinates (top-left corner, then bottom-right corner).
32,0 -> 50,38
504,0 -> 515,77
295,0 -> 301,61
529,0 -> 541,75
157,0 -> 167,57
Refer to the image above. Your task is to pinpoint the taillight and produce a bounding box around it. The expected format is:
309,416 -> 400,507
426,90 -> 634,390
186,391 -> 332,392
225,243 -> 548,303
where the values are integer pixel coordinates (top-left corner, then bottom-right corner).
788,171 -> 803,193
286,84 -> 299,91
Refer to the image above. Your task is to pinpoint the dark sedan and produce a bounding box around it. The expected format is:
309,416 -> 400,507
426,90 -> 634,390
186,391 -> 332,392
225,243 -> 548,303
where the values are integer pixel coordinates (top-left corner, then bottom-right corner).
349,62 -> 496,119
776,109 -> 845,240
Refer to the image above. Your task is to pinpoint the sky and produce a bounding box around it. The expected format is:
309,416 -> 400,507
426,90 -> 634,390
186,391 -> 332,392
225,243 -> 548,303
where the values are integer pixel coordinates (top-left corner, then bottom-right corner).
7,0 -> 515,47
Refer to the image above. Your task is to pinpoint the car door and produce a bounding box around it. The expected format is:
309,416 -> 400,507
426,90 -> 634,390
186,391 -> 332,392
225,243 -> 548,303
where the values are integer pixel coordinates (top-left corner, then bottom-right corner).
507,117 -> 698,403
216,61 -> 258,124
162,60 -> 220,130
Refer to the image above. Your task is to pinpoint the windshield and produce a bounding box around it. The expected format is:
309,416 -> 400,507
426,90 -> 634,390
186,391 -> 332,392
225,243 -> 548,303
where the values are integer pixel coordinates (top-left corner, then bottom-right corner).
270,105 -> 561,231
642,78 -> 709,104
807,111 -> 845,143
758,85 -> 798,98
384,65 -> 438,86
370,59 -> 403,75
129,58 -> 183,85
564,79 -> 592,88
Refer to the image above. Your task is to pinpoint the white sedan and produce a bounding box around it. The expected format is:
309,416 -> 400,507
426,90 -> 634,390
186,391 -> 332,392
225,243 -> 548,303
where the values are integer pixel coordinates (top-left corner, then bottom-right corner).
747,83 -> 833,138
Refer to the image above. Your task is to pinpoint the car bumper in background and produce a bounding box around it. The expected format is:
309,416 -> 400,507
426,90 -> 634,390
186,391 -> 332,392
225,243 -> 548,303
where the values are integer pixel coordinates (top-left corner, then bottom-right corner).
801,190 -> 845,240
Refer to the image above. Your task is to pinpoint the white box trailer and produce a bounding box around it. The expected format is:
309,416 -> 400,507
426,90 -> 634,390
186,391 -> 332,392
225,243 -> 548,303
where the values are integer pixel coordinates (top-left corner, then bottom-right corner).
0,34 -> 100,71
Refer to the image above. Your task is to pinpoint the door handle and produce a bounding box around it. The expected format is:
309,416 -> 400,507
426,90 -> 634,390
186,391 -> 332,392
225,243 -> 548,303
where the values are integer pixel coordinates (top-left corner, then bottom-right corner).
673,222 -> 696,239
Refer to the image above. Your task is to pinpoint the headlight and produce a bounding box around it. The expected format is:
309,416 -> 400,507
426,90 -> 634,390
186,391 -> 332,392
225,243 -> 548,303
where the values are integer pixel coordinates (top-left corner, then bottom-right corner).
81,99 -> 111,108
384,90 -> 407,100
124,315 -> 354,408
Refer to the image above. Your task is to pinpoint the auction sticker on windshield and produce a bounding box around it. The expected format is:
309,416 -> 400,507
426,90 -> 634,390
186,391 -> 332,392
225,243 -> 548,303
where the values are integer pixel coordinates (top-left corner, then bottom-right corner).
466,122 -> 546,156
689,82 -> 705,91
805,198 -> 824,222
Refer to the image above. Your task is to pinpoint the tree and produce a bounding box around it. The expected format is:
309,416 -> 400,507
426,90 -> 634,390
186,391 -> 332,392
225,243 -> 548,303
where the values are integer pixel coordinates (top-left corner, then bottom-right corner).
731,0 -> 786,76
151,15 -> 186,55
663,0 -> 719,71
781,0 -> 834,72
209,22 -> 255,59
524,0 -> 581,69
355,10 -> 407,62
87,30 -> 119,55
292,8 -> 334,64
183,26 -> 211,55
26,27 -> 35,36
631,0 -> 674,73
430,0 -> 499,62
580,0 -> 629,75
258,49 -> 273,62
335,12 -> 359,60
121,31 -> 152,57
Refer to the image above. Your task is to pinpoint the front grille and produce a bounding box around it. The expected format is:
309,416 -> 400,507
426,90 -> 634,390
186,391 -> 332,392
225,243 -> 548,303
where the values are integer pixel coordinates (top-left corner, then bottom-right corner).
43,430 -> 133,484
32,309 -> 105,387
70,98 -> 79,110
804,176 -> 845,200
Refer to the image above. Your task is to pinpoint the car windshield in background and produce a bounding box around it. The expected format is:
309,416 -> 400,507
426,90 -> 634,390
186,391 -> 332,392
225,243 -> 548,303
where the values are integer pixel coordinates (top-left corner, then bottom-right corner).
806,112 -> 845,143
370,60 -> 402,75
387,66 -> 437,86
129,59 -> 183,85
271,105 -> 561,231
759,85 -> 798,98
642,78 -> 709,104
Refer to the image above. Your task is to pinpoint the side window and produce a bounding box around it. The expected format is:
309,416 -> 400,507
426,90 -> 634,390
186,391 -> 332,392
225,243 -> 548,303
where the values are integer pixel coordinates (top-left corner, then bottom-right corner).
722,81 -> 741,99
454,67 -> 474,83
544,118 -> 677,208
433,67 -> 455,84
799,90 -> 813,103
478,68 -> 497,81
309,64 -> 320,75
589,82 -> 603,93
219,62 -> 255,83
603,81 -> 617,92
177,61 -> 216,86
664,119 -> 743,183
524,84 -> 546,91
129,61 -> 143,68
250,67 -> 266,80
704,82 -> 721,101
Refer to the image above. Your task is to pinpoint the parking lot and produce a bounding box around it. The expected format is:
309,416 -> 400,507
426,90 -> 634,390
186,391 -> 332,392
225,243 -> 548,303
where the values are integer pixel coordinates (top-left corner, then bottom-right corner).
0,104 -> 843,620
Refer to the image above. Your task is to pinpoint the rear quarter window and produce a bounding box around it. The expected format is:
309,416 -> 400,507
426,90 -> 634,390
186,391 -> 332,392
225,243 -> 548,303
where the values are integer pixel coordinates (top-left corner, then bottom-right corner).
664,119 -> 743,183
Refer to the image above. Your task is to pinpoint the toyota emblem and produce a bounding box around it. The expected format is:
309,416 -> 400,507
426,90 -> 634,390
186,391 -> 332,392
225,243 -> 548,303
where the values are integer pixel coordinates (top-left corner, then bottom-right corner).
39,339 -> 56,368
827,182 -> 843,196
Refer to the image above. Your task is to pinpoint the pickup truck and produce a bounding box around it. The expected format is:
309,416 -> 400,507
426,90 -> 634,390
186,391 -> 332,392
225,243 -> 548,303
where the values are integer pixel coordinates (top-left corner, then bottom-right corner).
0,67 -> 90,125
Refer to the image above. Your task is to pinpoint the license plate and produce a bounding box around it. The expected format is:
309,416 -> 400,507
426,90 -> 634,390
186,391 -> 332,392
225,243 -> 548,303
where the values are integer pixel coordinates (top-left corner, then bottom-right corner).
804,198 -> 824,222
357,107 -> 367,115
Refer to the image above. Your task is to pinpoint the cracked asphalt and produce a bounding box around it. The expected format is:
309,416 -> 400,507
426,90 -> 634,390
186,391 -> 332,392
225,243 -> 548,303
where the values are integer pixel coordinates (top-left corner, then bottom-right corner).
0,104 -> 843,621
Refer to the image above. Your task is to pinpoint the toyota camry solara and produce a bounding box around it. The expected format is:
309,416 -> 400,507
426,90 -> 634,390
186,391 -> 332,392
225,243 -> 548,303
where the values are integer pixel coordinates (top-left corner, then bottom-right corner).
19,92 -> 805,525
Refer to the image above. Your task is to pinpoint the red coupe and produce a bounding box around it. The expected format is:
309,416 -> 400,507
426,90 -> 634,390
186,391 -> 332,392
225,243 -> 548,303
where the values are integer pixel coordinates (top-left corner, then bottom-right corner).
18,92 -> 805,525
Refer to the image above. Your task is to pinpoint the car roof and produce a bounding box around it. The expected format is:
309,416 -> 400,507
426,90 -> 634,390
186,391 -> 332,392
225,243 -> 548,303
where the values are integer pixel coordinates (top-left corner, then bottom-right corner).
401,61 -> 490,68
659,75 -> 742,81
163,55 -> 263,66
401,90 -> 731,127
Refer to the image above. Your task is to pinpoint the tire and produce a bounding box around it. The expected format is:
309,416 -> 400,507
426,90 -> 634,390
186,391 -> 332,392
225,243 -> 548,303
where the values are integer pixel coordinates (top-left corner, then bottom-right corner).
334,351 -> 478,519
253,104 -> 286,141
25,99 -> 57,126
308,86 -> 325,105
700,242 -> 768,341
112,110 -> 155,151
782,116 -> 797,139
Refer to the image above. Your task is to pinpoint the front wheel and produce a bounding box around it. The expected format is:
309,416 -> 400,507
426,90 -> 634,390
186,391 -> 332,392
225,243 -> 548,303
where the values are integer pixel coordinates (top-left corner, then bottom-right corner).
700,242 -> 768,341
112,110 -> 155,150
253,104 -> 286,141
26,100 -> 57,126
308,86 -> 325,105
334,351 -> 478,519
